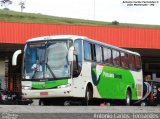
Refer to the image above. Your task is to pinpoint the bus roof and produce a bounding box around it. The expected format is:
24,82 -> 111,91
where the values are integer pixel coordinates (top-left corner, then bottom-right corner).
26,35 -> 87,42
26,35 -> 140,56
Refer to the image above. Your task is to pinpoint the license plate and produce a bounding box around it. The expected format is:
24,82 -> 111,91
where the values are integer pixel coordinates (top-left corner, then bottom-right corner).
40,92 -> 48,96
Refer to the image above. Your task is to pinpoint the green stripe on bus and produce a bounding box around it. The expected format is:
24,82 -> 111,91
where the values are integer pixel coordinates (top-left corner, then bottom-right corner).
32,79 -> 68,89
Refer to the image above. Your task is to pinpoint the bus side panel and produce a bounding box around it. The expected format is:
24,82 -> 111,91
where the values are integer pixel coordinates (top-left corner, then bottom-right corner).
91,65 -> 143,100
70,76 -> 86,98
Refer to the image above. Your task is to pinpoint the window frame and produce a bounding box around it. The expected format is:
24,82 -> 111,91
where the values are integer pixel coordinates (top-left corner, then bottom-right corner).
103,46 -> 113,65
95,44 -> 103,63
120,51 -> 129,69
128,54 -> 136,70
135,55 -> 142,70
112,49 -> 120,66
83,41 -> 92,61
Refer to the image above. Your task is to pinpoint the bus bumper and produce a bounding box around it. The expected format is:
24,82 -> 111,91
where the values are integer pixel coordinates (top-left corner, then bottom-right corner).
22,87 -> 71,99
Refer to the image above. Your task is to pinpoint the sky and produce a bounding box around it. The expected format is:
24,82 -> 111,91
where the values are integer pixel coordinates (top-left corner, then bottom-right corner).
2,0 -> 160,25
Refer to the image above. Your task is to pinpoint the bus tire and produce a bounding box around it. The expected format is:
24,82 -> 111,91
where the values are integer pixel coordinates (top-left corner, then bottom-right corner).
39,99 -> 45,106
64,101 -> 70,106
83,86 -> 92,106
125,90 -> 131,106
140,101 -> 146,106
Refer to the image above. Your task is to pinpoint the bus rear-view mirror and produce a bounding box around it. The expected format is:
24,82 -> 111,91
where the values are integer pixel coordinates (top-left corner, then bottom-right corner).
12,50 -> 22,66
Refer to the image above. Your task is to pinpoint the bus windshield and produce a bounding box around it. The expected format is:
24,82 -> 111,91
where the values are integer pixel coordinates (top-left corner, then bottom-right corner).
23,40 -> 71,80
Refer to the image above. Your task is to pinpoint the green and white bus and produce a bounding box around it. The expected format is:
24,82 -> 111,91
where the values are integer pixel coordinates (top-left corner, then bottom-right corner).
12,35 -> 143,105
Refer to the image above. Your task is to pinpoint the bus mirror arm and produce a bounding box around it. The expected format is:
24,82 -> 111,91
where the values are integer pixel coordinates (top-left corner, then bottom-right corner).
12,50 -> 22,66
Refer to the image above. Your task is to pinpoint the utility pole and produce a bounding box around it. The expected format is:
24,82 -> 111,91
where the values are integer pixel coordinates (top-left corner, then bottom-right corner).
19,0 -> 26,12
93,0 -> 96,20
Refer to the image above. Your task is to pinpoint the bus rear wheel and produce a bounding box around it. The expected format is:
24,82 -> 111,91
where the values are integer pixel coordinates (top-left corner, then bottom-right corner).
125,90 -> 131,106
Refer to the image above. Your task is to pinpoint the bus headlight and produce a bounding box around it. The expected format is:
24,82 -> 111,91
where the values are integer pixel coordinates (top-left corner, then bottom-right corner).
22,86 -> 31,90
58,84 -> 71,88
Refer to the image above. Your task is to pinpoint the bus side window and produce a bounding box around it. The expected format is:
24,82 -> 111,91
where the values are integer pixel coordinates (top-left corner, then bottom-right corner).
84,41 -> 92,61
73,40 -> 82,77
120,52 -> 129,68
103,47 -> 112,64
135,55 -> 141,70
129,54 -> 136,70
95,45 -> 103,63
112,50 -> 120,66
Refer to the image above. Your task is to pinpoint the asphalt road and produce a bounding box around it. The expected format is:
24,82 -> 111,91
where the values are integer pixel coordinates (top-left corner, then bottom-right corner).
0,105 -> 160,113
0,105 -> 160,119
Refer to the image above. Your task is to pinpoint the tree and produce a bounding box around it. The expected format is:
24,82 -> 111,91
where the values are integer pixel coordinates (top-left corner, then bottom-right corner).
0,0 -> 12,10
112,20 -> 119,25
19,0 -> 26,12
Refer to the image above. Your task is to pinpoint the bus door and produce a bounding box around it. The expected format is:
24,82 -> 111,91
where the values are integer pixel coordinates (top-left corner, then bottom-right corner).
71,39 -> 84,96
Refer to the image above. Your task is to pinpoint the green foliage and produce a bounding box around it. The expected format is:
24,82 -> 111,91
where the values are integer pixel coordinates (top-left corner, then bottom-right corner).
0,10 -> 160,28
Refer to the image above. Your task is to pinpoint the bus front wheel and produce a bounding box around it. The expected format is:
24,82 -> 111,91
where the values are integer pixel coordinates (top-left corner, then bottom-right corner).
39,99 -> 45,106
83,86 -> 92,106
39,99 -> 48,106
125,90 -> 131,106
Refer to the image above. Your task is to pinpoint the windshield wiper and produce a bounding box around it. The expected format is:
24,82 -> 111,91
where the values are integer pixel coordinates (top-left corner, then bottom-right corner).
32,70 -> 37,79
46,63 -> 56,78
